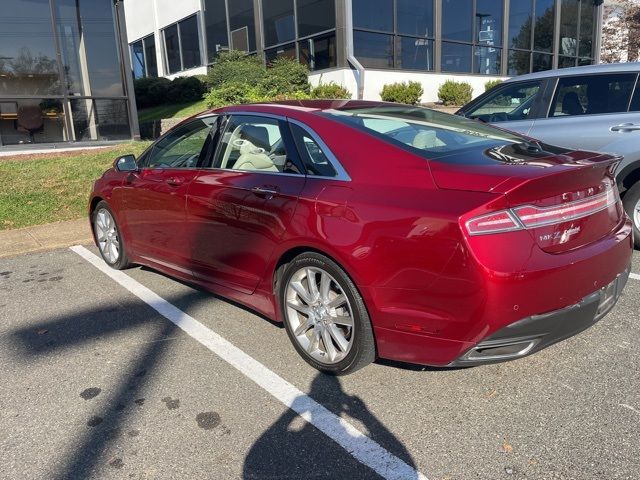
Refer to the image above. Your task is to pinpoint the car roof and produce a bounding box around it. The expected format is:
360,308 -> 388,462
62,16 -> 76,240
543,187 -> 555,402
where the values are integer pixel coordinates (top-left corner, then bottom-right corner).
504,62 -> 640,83
212,100 -> 397,115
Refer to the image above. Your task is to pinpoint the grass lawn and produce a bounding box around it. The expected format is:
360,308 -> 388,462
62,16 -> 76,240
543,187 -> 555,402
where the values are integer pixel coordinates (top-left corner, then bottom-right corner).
137,99 -> 209,123
0,142 -> 151,230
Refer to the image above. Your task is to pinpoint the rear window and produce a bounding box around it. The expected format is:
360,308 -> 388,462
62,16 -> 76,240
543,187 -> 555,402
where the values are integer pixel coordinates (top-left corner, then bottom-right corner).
321,105 -> 526,161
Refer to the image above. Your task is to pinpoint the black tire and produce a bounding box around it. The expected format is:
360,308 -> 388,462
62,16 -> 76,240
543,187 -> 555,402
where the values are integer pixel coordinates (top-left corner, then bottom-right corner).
92,201 -> 132,270
279,252 -> 376,375
622,182 -> 640,250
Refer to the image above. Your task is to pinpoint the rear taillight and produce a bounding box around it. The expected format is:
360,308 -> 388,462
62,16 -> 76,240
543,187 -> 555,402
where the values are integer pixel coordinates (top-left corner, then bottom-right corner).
466,184 -> 617,236
465,211 -> 521,235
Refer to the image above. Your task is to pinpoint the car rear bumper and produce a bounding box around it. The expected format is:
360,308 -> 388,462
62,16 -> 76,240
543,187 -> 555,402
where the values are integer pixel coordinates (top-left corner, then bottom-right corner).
447,265 -> 631,366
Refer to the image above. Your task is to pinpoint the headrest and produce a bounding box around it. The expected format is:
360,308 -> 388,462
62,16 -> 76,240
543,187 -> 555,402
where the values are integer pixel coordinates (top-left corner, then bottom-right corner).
241,125 -> 270,150
412,130 -> 438,149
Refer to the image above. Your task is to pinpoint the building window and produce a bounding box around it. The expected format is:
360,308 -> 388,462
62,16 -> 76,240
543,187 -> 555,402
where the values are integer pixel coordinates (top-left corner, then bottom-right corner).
0,0 -> 60,96
204,0 -> 229,62
55,0 -> 126,97
263,0 -> 296,47
265,43 -> 297,64
229,0 -> 256,52
353,0 -> 434,71
299,33 -> 336,71
162,15 -> 203,74
508,0 -> 574,75
130,35 -> 157,79
558,0 -> 595,68
441,0 -> 502,74
0,0 -> 132,146
297,0 -> 336,38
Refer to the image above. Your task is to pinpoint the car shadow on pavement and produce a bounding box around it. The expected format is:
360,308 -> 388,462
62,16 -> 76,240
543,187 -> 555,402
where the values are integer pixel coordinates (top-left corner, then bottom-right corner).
9,289 -> 208,479
243,373 -> 421,480
10,270 -> 421,479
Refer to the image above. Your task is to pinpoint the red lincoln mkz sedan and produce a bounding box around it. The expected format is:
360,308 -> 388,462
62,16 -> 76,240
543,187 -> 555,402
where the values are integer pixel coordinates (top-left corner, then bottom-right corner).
90,100 -> 633,374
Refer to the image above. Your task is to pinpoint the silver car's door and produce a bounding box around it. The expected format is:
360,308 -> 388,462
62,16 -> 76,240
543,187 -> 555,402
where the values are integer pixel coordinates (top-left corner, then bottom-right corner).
527,72 -> 640,152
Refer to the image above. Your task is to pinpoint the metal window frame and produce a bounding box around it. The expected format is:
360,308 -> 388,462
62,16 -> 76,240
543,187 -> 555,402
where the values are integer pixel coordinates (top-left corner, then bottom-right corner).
129,33 -> 156,78
161,13 -> 203,75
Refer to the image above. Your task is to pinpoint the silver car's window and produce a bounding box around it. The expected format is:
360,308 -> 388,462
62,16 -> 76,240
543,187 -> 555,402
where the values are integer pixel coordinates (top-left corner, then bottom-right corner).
549,73 -> 637,117
464,81 -> 542,123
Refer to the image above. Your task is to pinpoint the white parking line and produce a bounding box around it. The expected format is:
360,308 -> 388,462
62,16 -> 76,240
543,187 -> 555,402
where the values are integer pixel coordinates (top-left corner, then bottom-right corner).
70,246 -> 428,480
631,273 -> 640,281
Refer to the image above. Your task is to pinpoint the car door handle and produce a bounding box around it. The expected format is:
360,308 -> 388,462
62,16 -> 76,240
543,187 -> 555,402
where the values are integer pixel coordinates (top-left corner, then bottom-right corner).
166,177 -> 185,186
251,186 -> 280,199
610,123 -> 640,132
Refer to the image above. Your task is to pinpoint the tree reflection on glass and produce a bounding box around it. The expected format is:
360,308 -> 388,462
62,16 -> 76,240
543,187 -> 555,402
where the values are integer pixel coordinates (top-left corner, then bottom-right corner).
0,47 -> 61,96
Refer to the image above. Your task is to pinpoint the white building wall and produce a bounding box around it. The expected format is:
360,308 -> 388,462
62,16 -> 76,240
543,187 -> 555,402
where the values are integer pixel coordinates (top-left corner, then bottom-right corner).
309,69 -> 508,103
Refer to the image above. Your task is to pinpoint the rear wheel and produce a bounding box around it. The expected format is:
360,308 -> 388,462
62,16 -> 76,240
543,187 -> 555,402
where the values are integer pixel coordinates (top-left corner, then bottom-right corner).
623,182 -> 640,249
92,201 -> 131,270
280,252 -> 375,375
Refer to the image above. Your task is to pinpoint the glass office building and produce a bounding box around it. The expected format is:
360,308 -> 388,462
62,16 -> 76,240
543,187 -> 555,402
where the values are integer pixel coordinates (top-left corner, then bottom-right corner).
0,0 -> 137,147
126,0 -> 602,100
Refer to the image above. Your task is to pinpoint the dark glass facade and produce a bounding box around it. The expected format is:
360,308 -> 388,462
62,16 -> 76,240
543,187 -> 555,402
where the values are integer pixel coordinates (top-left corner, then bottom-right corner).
126,0 -> 600,89
351,0 -> 598,77
0,0 -> 134,146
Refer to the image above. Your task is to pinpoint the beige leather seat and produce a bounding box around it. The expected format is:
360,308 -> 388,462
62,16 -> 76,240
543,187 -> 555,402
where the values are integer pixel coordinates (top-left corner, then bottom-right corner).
233,140 -> 278,172
412,130 -> 444,149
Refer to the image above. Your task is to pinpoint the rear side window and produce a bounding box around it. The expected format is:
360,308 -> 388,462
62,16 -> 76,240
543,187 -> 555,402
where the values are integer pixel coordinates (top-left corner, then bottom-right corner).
550,73 -> 637,117
463,81 -> 542,123
290,123 -> 337,177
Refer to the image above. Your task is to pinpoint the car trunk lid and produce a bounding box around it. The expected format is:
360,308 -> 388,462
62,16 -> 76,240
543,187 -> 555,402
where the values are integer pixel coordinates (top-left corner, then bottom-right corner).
429,143 -> 623,253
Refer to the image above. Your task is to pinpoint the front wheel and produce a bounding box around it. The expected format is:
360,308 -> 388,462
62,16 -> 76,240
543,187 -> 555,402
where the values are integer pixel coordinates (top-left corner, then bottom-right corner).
622,182 -> 640,249
280,252 -> 376,375
92,201 -> 131,270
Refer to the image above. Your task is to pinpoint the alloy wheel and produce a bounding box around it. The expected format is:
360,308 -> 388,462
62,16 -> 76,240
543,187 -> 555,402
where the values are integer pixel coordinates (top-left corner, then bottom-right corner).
94,208 -> 120,264
634,198 -> 640,231
285,267 -> 355,364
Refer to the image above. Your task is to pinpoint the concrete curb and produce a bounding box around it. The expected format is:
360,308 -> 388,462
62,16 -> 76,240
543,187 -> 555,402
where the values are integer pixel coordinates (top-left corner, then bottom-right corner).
0,219 -> 93,258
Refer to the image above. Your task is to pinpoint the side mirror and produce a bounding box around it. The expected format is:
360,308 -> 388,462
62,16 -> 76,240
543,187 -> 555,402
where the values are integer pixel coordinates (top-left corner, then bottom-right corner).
114,154 -> 138,172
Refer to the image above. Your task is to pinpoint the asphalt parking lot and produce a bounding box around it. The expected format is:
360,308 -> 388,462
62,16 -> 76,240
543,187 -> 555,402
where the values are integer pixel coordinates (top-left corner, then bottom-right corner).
0,246 -> 639,480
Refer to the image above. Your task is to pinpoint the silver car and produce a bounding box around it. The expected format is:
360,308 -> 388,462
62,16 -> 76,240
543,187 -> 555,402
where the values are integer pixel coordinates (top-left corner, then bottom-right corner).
457,62 -> 640,248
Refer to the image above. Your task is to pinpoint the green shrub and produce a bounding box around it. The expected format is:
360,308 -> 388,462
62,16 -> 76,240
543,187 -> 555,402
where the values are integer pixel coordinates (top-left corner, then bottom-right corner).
261,57 -> 310,95
437,80 -> 473,106
311,82 -> 351,99
380,81 -> 423,105
484,79 -> 503,91
166,76 -> 207,103
195,74 -> 212,89
134,77 -> 171,109
206,50 -> 265,89
205,82 -> 256,108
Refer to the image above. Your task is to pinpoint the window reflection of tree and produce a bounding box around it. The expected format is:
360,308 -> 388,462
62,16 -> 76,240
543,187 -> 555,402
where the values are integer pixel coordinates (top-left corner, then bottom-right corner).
0,47 -> 60,95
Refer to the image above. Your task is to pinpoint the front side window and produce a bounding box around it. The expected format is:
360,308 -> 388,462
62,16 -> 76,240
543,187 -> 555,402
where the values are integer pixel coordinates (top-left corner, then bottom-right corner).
142,118 -> 217,169
550,74 -> 637,117
214,116 -> 301,174
464,81 -> 542,122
